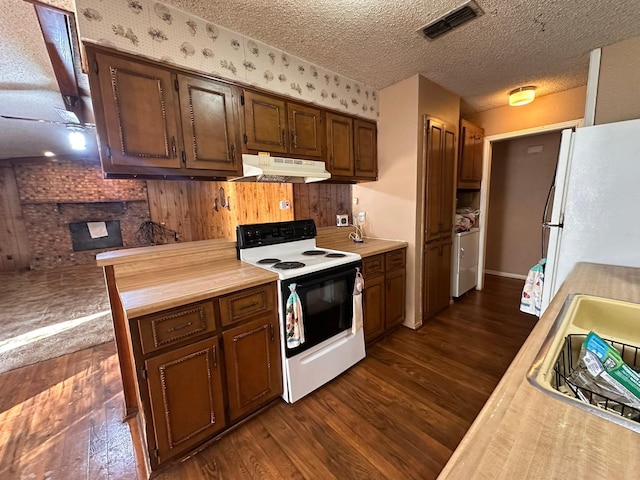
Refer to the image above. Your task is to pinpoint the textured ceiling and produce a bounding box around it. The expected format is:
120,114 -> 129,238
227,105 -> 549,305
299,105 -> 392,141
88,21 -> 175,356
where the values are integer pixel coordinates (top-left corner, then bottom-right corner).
2,0 -> 640,160
165,0 -> 640,113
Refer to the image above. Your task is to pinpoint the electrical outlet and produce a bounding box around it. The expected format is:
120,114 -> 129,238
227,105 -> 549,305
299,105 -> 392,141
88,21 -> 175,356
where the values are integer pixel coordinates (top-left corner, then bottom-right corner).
353,197 -> 358,205
358,211 -> 366,223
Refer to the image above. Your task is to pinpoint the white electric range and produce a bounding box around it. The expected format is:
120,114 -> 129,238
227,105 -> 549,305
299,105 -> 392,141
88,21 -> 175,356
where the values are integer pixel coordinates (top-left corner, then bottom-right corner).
236,219 -> 365,403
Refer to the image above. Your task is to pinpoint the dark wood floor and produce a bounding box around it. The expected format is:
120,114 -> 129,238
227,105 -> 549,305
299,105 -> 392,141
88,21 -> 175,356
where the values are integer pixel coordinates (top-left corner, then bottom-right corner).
0,275 -> 537,479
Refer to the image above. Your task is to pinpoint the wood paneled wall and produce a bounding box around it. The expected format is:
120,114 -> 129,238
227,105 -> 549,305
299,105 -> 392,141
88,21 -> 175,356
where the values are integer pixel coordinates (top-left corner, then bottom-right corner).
147,181 -> 295,241
147,181 -> 353,242
293,183 -> 352,226
0,165 -> 30,271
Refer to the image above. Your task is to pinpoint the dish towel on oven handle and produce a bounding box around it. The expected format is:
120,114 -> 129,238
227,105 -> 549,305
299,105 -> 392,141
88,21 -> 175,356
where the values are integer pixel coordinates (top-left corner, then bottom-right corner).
352,267 -> 364,334
286,283 -> 305,348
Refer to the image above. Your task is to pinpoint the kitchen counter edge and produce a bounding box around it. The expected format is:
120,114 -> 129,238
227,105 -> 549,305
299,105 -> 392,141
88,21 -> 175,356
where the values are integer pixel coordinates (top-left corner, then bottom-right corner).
437,262 -> 640,479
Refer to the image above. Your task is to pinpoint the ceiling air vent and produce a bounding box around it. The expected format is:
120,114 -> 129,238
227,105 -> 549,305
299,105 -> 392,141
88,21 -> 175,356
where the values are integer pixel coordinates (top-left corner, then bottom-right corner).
418,1 -> 484,40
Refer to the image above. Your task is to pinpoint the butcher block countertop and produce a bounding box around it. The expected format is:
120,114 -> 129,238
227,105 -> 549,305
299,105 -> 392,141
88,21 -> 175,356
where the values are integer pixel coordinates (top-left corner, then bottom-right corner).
96,232 -> 405,319
316,226 -> 408,256
114,260 -> 278,318
97,239 -> 278,318
438,262 -> 640,479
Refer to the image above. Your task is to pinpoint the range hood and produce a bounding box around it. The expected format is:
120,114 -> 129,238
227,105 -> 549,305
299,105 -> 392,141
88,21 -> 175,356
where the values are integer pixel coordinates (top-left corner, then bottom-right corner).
229,154 -> 331,183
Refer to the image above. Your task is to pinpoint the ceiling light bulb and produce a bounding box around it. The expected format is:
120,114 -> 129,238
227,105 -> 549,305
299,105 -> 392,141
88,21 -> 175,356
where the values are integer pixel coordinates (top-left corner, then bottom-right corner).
68,130 -> 86,150
509,86 -> 536,106
43,151 -> 55,157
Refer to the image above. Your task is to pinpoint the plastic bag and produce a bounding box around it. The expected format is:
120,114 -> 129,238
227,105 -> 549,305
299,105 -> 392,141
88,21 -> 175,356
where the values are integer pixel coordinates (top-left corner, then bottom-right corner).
520,258 -> 545,316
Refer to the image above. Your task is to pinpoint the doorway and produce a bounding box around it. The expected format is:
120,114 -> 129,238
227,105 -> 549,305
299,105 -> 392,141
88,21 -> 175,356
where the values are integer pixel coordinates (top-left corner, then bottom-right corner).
477,120 -> 583,289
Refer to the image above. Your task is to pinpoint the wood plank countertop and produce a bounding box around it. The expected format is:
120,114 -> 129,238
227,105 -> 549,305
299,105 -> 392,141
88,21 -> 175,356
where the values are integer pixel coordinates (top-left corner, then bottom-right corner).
438,262 -> 640,479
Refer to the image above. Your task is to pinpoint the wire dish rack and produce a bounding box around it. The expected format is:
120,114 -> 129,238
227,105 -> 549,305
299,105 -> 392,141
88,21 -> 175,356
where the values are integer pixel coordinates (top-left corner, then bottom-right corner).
553,334 -> 640,423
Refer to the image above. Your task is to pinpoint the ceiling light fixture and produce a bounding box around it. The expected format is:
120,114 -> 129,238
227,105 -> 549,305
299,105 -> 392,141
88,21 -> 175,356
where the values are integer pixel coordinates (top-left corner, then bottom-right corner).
68,128 -> 87,150
509,86 -> 536,106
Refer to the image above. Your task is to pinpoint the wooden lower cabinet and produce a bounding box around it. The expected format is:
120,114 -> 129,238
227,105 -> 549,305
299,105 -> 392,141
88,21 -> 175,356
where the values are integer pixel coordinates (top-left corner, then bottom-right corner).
386,269 -> 406,328
362,248 -> 406,344
223,315 -> 282,421
145,336 -> 226,464
131,282 -> 281,473
424,238 -> 453,319
363,273 -> 385,343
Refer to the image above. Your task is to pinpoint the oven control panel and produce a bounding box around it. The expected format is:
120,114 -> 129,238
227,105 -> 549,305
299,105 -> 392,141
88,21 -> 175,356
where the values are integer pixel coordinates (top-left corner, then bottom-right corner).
236,219 -> 317,249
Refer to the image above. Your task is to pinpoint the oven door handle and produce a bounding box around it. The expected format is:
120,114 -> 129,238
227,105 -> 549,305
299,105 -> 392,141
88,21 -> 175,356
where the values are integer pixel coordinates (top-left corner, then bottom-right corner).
293,268 -> 357,290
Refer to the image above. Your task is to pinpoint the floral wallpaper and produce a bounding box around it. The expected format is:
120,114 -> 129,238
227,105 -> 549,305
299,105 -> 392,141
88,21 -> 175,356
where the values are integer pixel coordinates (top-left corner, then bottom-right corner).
77,0 -> 379,120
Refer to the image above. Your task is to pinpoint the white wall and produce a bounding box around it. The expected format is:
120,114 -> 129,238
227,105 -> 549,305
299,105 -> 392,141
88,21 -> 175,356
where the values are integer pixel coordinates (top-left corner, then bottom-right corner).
353,75 -> 420,326
354,74 -> 460,328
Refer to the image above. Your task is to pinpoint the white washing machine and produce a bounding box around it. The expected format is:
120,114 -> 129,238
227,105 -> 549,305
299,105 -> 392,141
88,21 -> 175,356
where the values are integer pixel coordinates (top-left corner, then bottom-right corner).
452,228 -> 479,297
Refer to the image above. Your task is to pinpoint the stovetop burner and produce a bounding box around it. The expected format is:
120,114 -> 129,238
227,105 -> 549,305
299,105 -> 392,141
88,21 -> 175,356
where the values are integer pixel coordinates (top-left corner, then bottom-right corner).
325,252 -> 346,258
273,261 -> 306,270
257,258 -> 281,264
302,250 -> 327,256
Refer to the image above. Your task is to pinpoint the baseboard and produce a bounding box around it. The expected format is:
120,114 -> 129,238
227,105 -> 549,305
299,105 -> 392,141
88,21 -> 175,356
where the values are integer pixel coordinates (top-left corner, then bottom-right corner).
484,269 -> 527,280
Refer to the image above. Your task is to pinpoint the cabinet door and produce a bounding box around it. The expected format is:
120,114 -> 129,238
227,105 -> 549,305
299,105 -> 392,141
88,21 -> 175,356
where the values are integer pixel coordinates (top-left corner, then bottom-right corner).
354,119 -> 377,179
243,91 -> 287,154
458,119 -> 483,189
441,127 -> 456,235
424,117 -> 456,240
288,102 -> 322,158
386,269 -> 406,329
472,131 -> 484,182
178,75 -> 241,174
363,273 -> 385,344
145,336 -> 226,465
90,50 -> 181,170
423,239 -> 452,319
223,316 -> 282,421
424,118 -> 444,242
325,112 -> 354,177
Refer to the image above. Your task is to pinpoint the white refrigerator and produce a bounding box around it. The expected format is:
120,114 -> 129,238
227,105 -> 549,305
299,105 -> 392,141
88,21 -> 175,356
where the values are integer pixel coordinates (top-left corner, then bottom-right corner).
541,118 -> 640,313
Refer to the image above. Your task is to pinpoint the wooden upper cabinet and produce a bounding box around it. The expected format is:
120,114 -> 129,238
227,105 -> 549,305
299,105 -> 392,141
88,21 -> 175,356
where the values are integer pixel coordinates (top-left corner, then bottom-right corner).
287,102 -> 322,158
243,90 -> 288,154
325,112 -> 354,177
424,116 -> 456,242
458,118 -> 484,189
90,50 -> 181,169
178,74 -> 241,174
354,119 -> 377,179
145,336 -> 226,465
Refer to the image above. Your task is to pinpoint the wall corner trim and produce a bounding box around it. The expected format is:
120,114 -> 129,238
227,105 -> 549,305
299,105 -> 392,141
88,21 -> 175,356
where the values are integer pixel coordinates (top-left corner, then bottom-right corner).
584,48 -> 601,127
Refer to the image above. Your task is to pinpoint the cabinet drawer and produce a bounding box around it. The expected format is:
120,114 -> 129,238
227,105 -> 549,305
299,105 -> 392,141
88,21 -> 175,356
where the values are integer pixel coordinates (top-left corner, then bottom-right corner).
385,249 -> 406,270
137,301 -> 216,355
219,283 -> 277,327
362,254 -> 384,275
